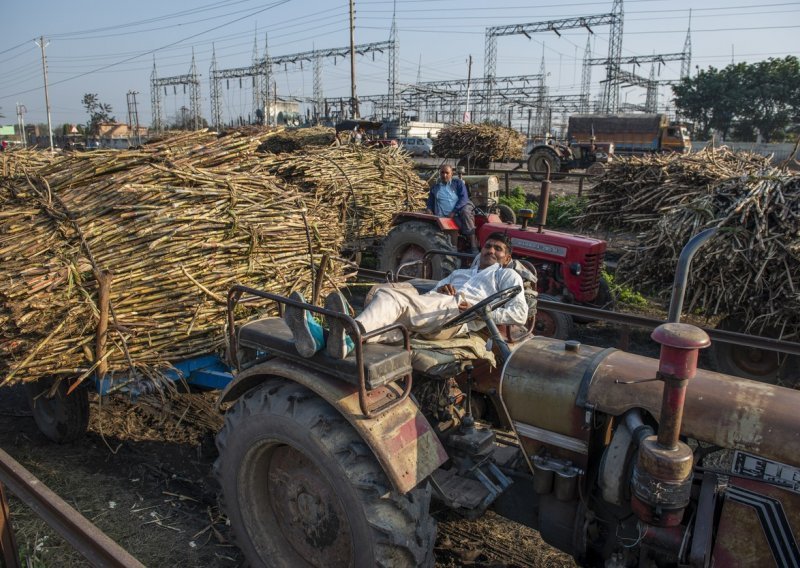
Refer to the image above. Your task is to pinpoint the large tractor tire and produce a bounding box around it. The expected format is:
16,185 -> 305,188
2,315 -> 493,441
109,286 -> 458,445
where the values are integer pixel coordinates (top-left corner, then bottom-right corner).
496,204 -> 516,224
533,294 -> 575,340
527,148 -> 565,181
214,378 -> 436,568
574,276 -> 616,324
710,316 -> 799,386
379,221 -> 458,280
25,377 -> 90,443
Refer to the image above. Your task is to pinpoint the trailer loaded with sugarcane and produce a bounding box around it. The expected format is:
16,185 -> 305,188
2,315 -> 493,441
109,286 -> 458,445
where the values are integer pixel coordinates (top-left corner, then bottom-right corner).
2,134 -> 800,567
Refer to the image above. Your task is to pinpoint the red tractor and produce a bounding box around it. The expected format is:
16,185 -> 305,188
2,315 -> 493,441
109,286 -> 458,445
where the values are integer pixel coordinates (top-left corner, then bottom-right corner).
378,175 -> 612,339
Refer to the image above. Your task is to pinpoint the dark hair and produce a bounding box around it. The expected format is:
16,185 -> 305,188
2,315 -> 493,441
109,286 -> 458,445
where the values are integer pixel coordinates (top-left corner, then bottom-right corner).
484,231 -> 512,253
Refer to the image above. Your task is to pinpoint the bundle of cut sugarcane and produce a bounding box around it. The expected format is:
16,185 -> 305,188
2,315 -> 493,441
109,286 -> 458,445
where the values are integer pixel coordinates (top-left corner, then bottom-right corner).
1,149 -> 64,179
257,126 -> 337,154
0,130 -> 427,385
577,146 -> 774,231
0,144 -> 351,386
587,147 -> 800,337
253,144 -> 428,241
432,124 -> 525,164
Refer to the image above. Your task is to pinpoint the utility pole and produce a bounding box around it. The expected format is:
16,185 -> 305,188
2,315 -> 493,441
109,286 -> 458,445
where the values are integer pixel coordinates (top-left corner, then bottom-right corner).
16,103 -> 28,148
349,0 -> 360,118
464,55 -> 472,123
35,36 -> 54,151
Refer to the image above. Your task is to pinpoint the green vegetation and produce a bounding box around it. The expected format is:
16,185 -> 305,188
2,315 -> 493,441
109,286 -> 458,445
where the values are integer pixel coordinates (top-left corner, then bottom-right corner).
603,270 -> 648,308
672,56 -> 800,142
498,187 -> 588,228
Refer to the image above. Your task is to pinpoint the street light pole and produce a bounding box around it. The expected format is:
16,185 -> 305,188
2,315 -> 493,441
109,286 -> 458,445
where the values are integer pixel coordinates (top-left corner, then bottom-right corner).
35,36 -> 54,152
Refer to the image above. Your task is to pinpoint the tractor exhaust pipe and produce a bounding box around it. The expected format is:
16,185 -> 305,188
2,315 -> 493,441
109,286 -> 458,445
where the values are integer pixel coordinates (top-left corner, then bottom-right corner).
534,162 -> 551,232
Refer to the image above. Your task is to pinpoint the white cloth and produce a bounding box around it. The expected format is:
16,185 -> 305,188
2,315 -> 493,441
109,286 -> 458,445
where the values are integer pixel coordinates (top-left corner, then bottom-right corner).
356,264 -> 527,342
430,263 -> 528,329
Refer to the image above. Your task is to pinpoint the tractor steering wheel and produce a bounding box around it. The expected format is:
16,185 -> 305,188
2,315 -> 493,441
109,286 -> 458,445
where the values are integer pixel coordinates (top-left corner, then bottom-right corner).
441,285 -> 522,329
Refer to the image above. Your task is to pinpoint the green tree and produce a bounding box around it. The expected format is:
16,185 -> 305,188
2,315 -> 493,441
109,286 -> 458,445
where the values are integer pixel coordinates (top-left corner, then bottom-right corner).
82,93 -> 114,134
672,56 -> 800,142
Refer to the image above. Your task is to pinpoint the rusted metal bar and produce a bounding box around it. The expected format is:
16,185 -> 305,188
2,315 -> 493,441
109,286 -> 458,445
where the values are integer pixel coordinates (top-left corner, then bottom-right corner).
0,448 -> 145,568
0,482 -> 20,568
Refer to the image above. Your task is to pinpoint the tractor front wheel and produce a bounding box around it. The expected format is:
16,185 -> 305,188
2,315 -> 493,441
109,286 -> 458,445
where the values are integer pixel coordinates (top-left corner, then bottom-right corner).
214,378 -> 436,568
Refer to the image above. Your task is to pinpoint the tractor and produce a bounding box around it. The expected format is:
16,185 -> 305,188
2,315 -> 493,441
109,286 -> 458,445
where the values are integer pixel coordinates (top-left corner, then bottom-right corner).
378,173 -> 612,339
216,231 -> 800,567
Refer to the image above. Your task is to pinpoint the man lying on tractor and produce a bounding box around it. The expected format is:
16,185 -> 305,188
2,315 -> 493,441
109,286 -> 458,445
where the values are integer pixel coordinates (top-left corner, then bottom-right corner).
426,164 -> 480,254
285,232 -> 528,359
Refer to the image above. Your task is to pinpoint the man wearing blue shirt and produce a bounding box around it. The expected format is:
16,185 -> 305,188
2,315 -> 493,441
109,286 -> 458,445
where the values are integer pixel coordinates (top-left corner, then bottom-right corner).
426,165 -> 478,253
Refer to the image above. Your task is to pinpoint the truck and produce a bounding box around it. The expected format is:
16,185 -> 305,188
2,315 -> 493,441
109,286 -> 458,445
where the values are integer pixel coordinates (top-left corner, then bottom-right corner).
527,113 -> 691,181
568,113 -> 692,155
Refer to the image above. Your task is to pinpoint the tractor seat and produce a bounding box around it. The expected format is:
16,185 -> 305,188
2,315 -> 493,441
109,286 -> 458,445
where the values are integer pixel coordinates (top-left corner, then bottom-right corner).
238,318 -> 412,390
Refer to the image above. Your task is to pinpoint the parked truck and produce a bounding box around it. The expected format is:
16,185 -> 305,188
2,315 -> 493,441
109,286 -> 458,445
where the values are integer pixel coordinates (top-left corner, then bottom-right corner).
568,113 -> 692,155
528,113 -> 691,180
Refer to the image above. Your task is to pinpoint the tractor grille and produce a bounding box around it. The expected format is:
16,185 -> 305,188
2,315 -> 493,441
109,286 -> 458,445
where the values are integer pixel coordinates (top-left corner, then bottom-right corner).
580,252 -> 604,294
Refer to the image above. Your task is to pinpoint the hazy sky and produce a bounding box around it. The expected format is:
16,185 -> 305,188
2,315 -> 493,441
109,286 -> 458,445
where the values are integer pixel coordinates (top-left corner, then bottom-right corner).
1,0 -> 798,127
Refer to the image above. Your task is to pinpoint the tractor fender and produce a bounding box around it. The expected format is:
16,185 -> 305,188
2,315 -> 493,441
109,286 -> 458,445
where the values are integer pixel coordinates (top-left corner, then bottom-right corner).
217,357 -> 449,494
391,212 -> 460,232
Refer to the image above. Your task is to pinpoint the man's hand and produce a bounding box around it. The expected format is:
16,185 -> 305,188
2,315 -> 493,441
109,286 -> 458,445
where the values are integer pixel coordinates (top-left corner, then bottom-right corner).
437,284 -> 457,296
458,300 -> 471,312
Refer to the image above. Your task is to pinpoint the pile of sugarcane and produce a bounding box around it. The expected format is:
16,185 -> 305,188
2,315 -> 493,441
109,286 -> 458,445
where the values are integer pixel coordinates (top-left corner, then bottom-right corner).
256,144 -> 426,240
0,130 -> 424,386
432,124 -> 525,164
579,146 -> 800,337
257,126 -> 336,154
1,148 -> 62,178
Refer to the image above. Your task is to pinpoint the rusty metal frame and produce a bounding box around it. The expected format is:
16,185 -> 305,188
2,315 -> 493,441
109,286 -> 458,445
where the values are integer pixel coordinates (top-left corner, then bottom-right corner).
227,285 -> 412,418
0,447 -> 145,567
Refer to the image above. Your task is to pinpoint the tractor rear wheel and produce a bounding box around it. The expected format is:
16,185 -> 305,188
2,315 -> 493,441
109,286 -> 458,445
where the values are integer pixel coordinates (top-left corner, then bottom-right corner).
214,378 -> 436,568
710,316 -> 799,386
533,294 -> 574,340
378,221 -> 458,280
25,377 -> 90,443
527,148 -> 564,181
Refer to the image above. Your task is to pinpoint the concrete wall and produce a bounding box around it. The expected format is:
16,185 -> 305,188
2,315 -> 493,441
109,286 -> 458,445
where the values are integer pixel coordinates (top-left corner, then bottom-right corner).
693,141 -> 798,163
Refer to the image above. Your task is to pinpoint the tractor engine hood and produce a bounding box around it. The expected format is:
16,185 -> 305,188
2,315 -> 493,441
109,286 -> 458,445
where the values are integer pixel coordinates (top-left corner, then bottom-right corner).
501,336 -> 800,470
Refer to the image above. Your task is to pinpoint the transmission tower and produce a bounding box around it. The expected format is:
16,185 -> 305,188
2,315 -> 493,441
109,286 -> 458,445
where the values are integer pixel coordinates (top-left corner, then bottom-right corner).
535,51 -> 549,134
644,65 -> 658,112
601,0 -> 624,113
580,35 -> 592,113
483,10 -> 620,122
151,54 -> 202,132
251,34 -> 263,125
210,46 -> 222,129
681,10 -> 692,79
126,91 -> 141,146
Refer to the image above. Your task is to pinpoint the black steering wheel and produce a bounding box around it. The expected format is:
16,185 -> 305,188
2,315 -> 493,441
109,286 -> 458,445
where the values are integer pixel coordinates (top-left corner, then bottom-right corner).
441,285 -> 522,329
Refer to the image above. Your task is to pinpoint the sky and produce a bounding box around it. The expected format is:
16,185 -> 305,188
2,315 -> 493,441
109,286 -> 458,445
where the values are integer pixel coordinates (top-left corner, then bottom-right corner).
1,0 -> 798,129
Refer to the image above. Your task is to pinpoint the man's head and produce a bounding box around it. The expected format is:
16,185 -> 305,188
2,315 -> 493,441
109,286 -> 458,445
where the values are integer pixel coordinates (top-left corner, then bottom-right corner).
478,232 -> 512,269
438,165 -> 453,184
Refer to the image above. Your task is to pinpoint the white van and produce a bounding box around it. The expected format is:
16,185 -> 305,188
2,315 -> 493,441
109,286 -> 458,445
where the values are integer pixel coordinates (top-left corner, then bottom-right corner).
397,137 -> 434,157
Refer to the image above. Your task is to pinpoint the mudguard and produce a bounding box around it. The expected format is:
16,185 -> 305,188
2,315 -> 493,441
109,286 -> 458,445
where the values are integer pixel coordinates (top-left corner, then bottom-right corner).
217,358 -> 448,494
391,212 -> 460,232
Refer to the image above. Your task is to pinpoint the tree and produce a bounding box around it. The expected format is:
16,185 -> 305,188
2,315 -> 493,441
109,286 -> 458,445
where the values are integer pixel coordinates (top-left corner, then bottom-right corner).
672,56 -> 800,142
82,93 -> 114,135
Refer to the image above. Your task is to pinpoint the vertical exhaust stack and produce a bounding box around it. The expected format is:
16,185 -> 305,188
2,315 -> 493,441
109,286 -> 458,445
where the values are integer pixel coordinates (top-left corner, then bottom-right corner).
534,162 -> 551,233
631,322 -> 710,527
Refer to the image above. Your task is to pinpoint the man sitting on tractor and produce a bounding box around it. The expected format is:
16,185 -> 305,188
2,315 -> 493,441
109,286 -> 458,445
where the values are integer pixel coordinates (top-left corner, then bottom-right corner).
426,165 -> 479,254
285,233 -> 528,359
